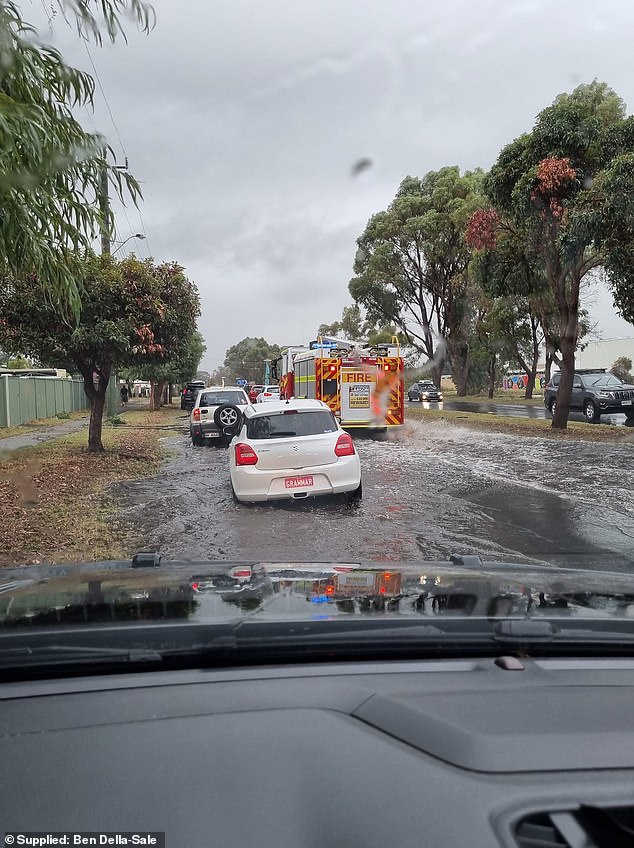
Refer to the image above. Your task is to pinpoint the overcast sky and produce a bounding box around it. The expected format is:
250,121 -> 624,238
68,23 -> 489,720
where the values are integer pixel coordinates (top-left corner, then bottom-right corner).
29,0 -> 634,370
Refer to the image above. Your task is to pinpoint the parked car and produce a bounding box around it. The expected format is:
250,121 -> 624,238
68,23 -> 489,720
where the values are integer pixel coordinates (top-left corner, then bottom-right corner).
180,379 -> 207,410
544,369 -> 634,422
248,384 -> 265,402
189,386 -> 251,446
229,398 -> 362,502
407,381 -> 443,402
256,384 -> 281,403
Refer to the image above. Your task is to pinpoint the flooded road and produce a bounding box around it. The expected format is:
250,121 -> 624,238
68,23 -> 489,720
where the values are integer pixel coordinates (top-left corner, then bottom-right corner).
408,399 -> 632,426
117,416 -> 634,571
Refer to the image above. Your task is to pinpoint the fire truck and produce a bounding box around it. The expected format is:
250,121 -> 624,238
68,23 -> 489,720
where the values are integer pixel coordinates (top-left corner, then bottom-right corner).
276,337 -> 404,431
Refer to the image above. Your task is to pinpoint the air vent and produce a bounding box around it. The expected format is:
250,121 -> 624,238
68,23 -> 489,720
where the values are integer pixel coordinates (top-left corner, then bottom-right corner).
515,806 -> 634,848
516,813 -> 567,847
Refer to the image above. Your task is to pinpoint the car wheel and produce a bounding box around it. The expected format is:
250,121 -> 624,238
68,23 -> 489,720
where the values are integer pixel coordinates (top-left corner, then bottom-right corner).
583,400 -> 599,423
549,398 -> 557,416
213,404 -> 243,434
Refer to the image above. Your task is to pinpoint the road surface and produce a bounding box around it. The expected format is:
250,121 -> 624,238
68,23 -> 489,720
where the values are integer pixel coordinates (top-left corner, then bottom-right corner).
407,399 -> 631,426
116,415 -> 634,571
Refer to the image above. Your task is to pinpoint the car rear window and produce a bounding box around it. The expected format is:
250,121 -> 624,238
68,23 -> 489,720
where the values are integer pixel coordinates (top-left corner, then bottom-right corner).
199,391 -> 246,406
247,410 -> 338,439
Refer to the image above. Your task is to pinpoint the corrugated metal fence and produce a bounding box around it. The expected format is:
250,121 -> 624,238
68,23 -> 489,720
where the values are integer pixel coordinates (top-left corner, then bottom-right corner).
0,375 -> 90,428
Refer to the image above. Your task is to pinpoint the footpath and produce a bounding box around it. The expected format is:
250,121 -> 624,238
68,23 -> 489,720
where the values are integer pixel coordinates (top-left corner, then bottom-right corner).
0,416 -> 89,456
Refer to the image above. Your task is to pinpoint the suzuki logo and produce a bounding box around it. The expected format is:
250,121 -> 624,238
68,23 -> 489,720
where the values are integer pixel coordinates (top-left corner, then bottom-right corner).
292,445 -> 299,452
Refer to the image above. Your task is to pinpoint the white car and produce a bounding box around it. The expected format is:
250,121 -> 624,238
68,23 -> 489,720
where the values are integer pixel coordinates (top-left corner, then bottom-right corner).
229,399 -> 362,503
256,385 -> 281,403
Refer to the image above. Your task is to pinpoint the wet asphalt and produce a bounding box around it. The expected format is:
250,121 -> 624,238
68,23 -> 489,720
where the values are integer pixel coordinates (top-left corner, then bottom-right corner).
414,399 -> 632,426
116,413 -> 634,572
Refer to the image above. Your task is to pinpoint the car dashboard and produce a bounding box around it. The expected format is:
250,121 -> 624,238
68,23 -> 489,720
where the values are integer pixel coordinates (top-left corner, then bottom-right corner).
3,655 -> 634,846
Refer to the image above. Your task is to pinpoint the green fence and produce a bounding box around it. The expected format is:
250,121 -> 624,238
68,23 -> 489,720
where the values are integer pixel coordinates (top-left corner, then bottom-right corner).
0,375 -> 124,429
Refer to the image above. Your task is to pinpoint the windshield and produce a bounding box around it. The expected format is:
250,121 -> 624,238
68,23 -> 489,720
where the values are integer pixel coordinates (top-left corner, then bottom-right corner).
0,0 -> 633,667
583,374 -> 623,388
247,410 -> 337,439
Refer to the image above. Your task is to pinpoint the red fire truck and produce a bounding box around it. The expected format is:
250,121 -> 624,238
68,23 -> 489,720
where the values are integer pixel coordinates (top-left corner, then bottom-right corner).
277,337 -> 404,431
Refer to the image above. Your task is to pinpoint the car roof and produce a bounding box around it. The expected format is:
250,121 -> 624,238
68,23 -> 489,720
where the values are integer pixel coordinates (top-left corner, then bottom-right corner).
200,385 -> 247,392
244,398 -> 329,417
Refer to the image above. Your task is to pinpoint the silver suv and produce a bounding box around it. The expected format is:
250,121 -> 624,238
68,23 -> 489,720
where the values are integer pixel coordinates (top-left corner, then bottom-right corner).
544,370 -> 634,423
189,386 -> 251,446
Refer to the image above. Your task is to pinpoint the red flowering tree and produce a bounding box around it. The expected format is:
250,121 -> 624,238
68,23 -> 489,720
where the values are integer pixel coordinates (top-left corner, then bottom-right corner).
0,254 -> 200,451
482,81 -> 633,427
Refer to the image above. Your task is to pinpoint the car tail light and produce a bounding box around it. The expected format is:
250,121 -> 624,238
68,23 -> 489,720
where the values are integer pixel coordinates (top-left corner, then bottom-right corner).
235,443 -> 258,466
192,408 -> 200,421
334,433 -> 355,457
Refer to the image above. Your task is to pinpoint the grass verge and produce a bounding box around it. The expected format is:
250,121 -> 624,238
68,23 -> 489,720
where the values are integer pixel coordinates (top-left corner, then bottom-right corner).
0,408 -> 89,440
406,406 -> 634,443
440,391 -> 544,406
0,405 -> 185,568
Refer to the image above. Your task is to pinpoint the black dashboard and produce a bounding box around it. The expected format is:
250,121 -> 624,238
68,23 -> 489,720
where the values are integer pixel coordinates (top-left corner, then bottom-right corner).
3,656 -> 634,846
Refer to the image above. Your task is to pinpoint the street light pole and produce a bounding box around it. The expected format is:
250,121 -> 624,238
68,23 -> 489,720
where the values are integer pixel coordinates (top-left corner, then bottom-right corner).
112,234 -> 146,256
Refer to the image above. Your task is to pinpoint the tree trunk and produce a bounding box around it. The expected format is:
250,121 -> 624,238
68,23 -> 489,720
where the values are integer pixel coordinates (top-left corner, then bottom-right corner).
150,380 -> 168,411
81,367 -> 110,452
524,371 -> 536,399
430,362 -> 443,389
447,339 -> 470,397
487,358 -> 496,399
88,391 -> 107,452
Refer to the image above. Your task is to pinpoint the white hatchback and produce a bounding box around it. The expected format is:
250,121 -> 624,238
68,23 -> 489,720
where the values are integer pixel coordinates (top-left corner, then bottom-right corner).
229,399 -> 362,503
255,385 -> 281,403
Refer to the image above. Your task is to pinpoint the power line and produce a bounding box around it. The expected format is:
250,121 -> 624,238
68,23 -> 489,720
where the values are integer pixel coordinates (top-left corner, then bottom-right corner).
81,38 -> 151,257
82,38 -> 128,161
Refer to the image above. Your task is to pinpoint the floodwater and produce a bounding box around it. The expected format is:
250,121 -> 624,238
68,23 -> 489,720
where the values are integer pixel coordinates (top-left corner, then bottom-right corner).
409,399 -> 632,425
116,416 -> 634,571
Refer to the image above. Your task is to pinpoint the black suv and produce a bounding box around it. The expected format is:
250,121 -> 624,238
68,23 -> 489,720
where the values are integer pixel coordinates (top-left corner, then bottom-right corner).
407,381 -> 443,402
180,380 -> 206,410
544,369 -> 634,422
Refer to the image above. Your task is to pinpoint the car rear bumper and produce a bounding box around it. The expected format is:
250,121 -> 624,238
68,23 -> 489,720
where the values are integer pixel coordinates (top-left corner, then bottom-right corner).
231,455 -> 361,502
190,423 -> 225,441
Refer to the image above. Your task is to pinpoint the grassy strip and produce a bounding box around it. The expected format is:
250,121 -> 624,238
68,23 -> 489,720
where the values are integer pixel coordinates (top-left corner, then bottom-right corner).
0,409 -> 89,439
0,405 -> 184,568
406,406 -> 634,443
441,391 -> 544,406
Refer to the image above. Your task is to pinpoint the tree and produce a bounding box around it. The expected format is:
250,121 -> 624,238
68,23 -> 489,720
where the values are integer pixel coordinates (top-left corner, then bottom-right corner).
483,81 -> 634,428
0,0 -> 153,312
611,356 -> 633,382
223,337 -> 281,383
350,167 -> 486,392
0,254 -> 200,450
132,329 -> 206,410
318,305 -> 368,339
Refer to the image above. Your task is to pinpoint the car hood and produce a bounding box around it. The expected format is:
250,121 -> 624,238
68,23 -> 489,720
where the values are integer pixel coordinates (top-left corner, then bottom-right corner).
2,555 -> 634,627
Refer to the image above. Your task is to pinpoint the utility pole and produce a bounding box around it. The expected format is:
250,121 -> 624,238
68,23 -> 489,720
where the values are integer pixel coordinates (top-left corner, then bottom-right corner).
99,155 -> 110,256
99,149 -> 129,256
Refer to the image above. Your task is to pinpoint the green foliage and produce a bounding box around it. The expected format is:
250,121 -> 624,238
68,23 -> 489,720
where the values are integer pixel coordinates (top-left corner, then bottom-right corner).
56,411 -> 71,419
0,253 -> 199,448
350,166 -> 486,391
611,356 -> 633,382
223,337 -> 281,382
0,1 -> 153,312
480,80 -> 634,424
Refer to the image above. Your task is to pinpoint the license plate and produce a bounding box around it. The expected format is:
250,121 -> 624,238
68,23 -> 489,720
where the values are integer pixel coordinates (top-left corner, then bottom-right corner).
204,432 -> 221,438
622,400 -> 632,406
285,475 -> 314,489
